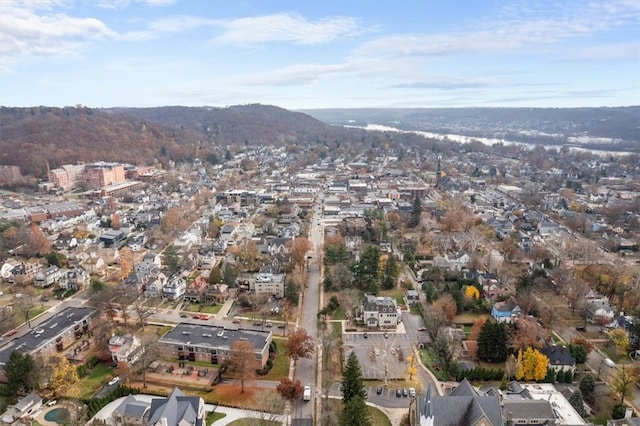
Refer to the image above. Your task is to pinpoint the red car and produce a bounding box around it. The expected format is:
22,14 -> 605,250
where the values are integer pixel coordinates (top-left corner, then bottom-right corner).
6,329 -> 17,336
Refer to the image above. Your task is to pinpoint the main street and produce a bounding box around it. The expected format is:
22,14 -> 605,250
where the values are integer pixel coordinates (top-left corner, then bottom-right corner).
291,194 -> 324,423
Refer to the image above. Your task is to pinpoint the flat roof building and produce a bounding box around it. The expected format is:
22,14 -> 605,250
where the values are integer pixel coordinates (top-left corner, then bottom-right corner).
157,323 -> 272,368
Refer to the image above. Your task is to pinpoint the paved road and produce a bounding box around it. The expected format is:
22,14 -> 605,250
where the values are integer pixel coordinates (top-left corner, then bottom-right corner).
292,195 -> 324,422
555,323 -> 640,414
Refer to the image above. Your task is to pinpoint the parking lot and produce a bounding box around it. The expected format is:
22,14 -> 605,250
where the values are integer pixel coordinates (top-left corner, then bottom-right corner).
343,330 -> 415,380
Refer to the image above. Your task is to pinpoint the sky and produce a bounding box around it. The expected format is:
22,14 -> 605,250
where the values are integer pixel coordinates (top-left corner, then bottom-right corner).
1,0 -> 639,109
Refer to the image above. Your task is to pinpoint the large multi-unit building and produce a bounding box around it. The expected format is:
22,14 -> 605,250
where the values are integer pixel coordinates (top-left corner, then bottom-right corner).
47,162 -> 126,191
0,307 -> 99,367
360,294 -> 402,329
157,323 -> 272,369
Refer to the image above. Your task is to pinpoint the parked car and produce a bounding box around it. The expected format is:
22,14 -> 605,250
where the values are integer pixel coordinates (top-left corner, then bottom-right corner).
46,400 -> 57,406
409,387 -> 416,397
376,387 -> 383,395
395,389 -> 402,397
265,322 -> 273,328
402,388 -> 408,397
232,317 -> 241,324
107,376 -> 120,386
363,332 -> 367,339
180,313 -> 188,318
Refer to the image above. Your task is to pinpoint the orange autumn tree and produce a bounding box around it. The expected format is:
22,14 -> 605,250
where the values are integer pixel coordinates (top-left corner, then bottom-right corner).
516,347 -> 549,381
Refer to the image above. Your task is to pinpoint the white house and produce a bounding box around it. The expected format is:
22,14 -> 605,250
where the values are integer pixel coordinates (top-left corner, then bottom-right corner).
360,294 -> 401,329
162,275 -> 186,300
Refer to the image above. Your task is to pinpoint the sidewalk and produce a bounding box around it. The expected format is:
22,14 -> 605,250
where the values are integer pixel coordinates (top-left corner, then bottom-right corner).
209,405 -> 286,425
216,298 -> 235,319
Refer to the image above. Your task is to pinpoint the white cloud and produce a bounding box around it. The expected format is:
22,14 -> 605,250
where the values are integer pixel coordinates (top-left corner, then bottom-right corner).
558,42 -> 640,61
211,13 -> 361,46
0,1 -> 115,61
355,0 -> 640,60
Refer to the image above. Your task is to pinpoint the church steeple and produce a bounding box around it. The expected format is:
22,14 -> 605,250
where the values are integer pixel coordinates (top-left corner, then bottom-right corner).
420,384 -> 434,426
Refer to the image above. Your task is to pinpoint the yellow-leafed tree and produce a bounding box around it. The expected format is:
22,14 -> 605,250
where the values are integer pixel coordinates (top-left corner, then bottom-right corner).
49,356 -> 79,396
516,347 -> 549,381
464,285 -> 480,299
608,328 -> 630,355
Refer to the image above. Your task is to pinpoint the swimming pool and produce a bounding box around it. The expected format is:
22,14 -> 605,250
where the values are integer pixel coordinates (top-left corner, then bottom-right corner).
43,407 -> 70,424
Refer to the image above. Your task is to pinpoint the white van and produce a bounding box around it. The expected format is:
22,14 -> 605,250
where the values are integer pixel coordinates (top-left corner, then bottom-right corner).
604,358 -> 615,367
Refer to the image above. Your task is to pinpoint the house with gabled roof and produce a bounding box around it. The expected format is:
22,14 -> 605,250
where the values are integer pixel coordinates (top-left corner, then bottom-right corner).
541,345 -> 576,375
410,379 -> 504,426
491,296 -> 521,323
360,294 -> 401,329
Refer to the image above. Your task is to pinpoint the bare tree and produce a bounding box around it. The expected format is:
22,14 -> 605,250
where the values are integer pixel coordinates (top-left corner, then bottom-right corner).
227,340 -> 257,393
134,331 -> 160,388
249,389 -> 285,423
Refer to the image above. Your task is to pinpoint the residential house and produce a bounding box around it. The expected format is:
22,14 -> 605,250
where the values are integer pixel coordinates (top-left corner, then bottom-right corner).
108,334 -> 142,364
144,273 -> 168,298
0,393 -> 43,425
491,296 -> 521,323
85,255 -> 106,275
360,294 -> 401,329
205,283 -> 229,305
184,276 -> 209,303
251,270 -> 285,299
147,387 -> 205,426
34,265 -> 63,288
59,268 -> 90,291
163,276 -> 186,300
541,345 -> 576,375
112,394 -> 150,426
220,224 -> 236,242
410,379 -> 504,426
406,290 -> 420,305
433,252 -> 471,272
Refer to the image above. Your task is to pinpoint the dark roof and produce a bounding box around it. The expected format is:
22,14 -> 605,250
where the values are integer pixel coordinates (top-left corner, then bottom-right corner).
417,379 -> 504,426
0,306 -> 99,366
158,323 -> 271,353
502,400 -> 555,421
541,345 -> 576,367
147,387 -> 203,426
114,395 -> 149,418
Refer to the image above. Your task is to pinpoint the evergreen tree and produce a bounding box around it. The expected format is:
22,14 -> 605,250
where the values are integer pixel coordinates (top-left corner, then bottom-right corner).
2,351 -> 38,396
352,245 -> 380,292
579,374 -> 596,403
162,245 -> 181,276
208,264 -> 222,285
222,263 -> 237,286
543,368 -> 556,383
477,321 -> 509,362
341,396 -> 370,426
568,389 -> 586,417
409,196 -> 422,228
285,279 -> 299,305
342,352 -> 367,404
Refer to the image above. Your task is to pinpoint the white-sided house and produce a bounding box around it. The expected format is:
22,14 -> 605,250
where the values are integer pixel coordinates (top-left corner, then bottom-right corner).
144,273 -> 168,298
360,294 -> 401,329
433,253 -> 471,272
163,275 -> 186,300
173,231 -> 201,249
0,393 -> 42,425
59,268 -> 90,291
108,334 -> 142,364
34,265 -> 63,288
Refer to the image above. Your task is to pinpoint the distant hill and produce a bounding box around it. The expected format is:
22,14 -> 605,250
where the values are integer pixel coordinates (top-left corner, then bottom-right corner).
301,106 -> 640,144
112,104 -> 328,145
0,104 -> 331,178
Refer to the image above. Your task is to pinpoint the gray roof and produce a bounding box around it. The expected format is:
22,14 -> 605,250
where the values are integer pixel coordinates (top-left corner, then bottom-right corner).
115,395 -> 149,418
147,387 -> 203,426
158,323 -> 271,353
541,345 -> 576,367
0,306 -> 98,366
417,379 -> 504,426
502,400 -> 555,421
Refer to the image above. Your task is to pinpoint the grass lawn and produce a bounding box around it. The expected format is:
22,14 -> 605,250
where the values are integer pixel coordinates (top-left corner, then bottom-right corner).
420,348 -> 449,381
331,306 -> 346,320
331,321 -> 342,339
368,405 -> 393,426
227,420 -> 280,426
199,304 -> 222,314
600,345 -> 625,363
259,337 -> 290,380
65,363 -> 114,399
326,399 -> 392,426
206,411 -> 226,424
379,287 -> 404,302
